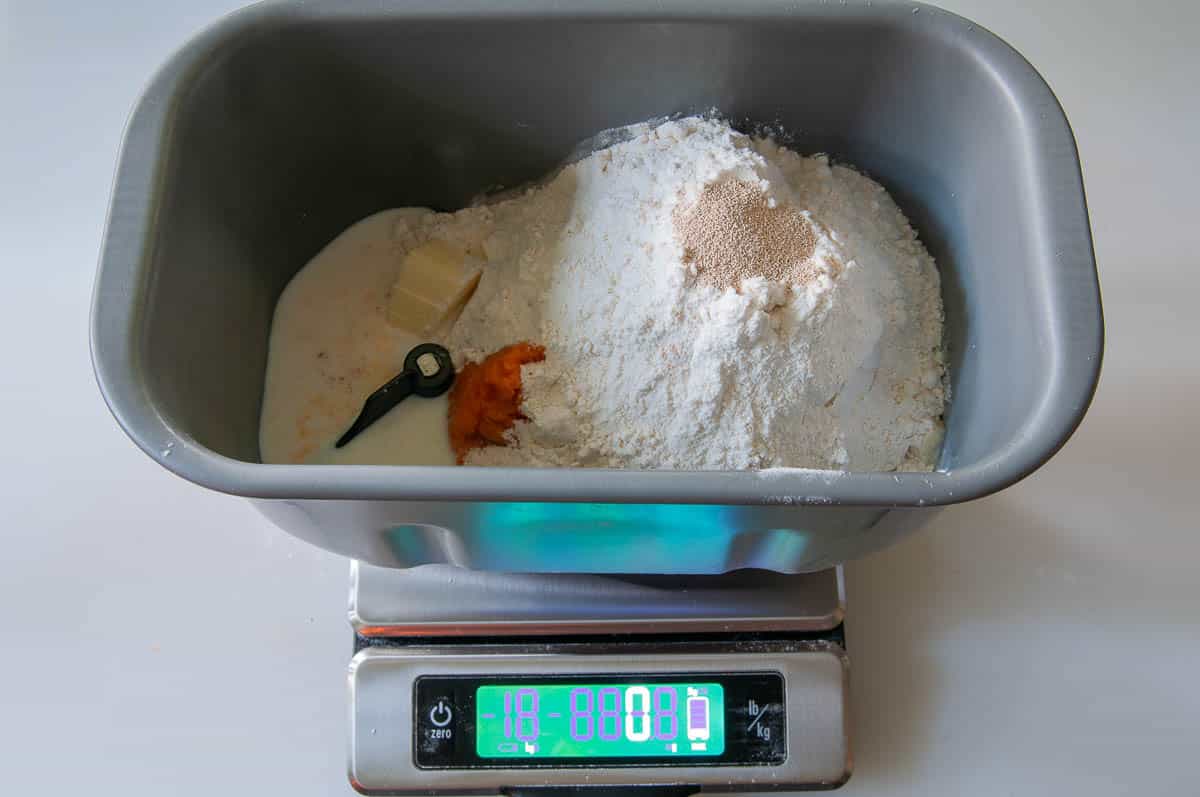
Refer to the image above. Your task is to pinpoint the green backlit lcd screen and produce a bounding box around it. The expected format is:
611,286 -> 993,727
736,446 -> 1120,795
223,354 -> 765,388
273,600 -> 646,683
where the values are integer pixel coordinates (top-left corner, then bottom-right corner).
475,683 -> 725,759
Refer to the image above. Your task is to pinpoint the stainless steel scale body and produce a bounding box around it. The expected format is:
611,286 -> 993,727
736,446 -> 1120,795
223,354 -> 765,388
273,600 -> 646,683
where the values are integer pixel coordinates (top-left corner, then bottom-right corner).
347,564 -> 851,794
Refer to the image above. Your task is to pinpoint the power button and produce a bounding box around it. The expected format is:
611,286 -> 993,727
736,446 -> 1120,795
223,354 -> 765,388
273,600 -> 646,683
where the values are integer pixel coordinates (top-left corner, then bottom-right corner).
414,681 -> 459,767
429,699 -> 453,727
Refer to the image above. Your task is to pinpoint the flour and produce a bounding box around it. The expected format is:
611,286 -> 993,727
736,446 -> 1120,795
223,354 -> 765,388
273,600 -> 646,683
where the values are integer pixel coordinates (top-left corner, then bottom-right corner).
409,116 -> 945,471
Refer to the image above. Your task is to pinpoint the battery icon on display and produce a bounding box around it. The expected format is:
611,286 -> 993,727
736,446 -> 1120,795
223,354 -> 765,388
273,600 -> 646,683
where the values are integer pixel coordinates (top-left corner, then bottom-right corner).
686,687 -> 710,750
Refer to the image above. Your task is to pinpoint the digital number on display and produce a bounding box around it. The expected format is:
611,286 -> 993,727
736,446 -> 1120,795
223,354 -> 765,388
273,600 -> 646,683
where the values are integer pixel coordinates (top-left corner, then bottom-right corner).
475,683 -> 726,758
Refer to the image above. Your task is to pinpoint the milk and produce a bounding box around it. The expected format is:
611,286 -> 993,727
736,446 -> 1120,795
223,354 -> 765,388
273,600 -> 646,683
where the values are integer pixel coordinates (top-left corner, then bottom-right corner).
259,209 -> 455,466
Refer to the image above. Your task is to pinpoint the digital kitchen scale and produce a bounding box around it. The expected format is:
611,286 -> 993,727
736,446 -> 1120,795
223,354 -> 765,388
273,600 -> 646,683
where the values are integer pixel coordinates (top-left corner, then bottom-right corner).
347,564 -> 850,794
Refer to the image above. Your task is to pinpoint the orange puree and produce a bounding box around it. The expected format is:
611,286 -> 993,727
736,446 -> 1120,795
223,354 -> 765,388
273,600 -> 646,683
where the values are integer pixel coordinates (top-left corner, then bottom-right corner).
448,342 -> 546,464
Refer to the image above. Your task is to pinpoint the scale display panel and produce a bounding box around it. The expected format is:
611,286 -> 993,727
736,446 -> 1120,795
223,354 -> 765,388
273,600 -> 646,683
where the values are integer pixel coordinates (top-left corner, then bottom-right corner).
475,681 -> 726,758
414,672 -> 785,769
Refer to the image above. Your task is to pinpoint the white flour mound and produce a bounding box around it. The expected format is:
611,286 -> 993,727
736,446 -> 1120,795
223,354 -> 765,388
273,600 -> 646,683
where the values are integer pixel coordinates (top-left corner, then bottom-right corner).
416,116 -> 945,470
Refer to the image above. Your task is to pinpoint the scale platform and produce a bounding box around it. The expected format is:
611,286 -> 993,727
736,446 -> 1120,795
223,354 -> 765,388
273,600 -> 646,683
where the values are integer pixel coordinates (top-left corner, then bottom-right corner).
348,563 -> 851,794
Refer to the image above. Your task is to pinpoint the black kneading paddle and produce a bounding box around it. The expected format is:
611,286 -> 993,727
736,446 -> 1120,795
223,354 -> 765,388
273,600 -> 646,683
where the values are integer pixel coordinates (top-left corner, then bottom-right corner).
335,343 -> 455,449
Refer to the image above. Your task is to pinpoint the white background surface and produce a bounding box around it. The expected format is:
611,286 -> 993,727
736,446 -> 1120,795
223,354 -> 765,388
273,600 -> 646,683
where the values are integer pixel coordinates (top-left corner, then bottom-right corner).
1,1 -> 1197,794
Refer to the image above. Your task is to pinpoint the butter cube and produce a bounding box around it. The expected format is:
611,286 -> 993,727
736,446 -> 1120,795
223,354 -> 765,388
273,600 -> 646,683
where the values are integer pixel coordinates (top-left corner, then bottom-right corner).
387,239 -> 483,336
